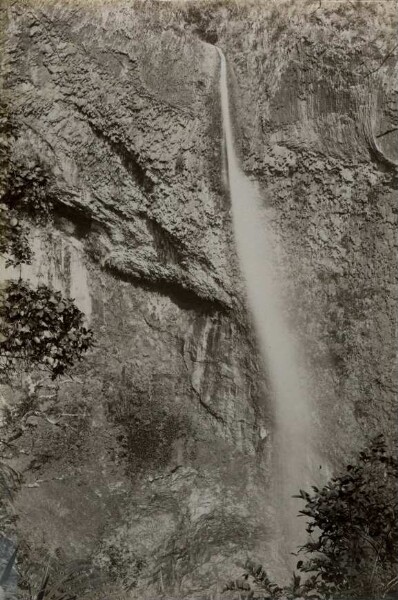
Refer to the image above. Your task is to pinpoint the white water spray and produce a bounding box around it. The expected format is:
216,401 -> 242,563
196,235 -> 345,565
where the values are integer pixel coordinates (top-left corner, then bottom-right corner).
217,48 -> 320,555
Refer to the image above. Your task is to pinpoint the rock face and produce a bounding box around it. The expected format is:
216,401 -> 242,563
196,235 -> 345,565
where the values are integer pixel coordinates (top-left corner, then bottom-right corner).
0,1 -> 396,598
213,1 -> 397,466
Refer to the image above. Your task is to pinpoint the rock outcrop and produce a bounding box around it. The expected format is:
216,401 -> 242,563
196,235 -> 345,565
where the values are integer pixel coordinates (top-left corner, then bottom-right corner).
0,1 -> 396,598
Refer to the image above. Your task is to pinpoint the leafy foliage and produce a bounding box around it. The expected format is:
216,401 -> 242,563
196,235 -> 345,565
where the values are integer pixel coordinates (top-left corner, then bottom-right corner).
1,160 -> 54,225
225,435 -> 398,600
0,99 -> 12,199
0,204 -> 32,266
0,158 -> 54,266
0,100 -> 53,267
0,128 -> 93,380
1,99 -> 53,258
0,281 -> 93,379
0,66 -> 93,600
0,103 -> 94,598
296,434 -> 398,600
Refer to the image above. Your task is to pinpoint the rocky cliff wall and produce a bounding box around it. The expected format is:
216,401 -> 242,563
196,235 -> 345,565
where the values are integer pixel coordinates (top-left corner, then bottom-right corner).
1,3 -> 275,598
0,1 -> 397,598
209,0 -> 397,464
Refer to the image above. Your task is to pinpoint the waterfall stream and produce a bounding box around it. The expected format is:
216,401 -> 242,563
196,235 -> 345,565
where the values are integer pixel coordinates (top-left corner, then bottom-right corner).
217,48 -> 320,557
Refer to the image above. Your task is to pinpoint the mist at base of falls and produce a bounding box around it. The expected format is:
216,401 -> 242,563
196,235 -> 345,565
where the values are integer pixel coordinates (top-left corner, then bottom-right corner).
217,47 -> 323,558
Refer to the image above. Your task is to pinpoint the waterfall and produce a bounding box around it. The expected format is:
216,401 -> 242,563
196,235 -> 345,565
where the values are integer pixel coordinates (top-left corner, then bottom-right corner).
217,48 -> 320,557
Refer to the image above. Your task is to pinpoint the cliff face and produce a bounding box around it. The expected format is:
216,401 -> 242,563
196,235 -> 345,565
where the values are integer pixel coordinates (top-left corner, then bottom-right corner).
1,4 -> 274,598
0,1 -> 397,598
212,0 -> 397,462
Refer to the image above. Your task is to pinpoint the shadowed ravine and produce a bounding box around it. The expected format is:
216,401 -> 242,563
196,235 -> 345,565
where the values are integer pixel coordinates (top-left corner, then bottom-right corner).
217,47 -> 324,559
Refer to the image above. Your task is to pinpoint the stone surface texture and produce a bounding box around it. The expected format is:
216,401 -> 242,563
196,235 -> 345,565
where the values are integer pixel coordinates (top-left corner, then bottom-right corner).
0,1 -> 396,598
214,1 -> 397,466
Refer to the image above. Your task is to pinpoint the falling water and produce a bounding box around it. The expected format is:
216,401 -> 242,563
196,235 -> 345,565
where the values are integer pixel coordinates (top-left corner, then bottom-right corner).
217,48 -> 320,557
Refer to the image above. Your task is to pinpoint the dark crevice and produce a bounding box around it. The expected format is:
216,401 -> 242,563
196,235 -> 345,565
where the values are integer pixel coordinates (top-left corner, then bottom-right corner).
72,106 -> 154,193
192,28 -> 219,45
192,385 -> 226,423
143,215 -> 183,265
53,201 -> 93,239
87,120 -> 154,192
368,145 -> 398,171
51,199 -> 232,315
376,127 -> 398,139
49,206 -> 230,315
139,211 -> 225,281
102,262 -> 229,316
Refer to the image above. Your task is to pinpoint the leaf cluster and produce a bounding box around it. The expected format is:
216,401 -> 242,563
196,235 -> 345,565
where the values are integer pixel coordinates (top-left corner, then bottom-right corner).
0,281 -> 93,379
0,204 -> 32,266
1,106 -> 54,262
1,100 -> 53,224
1,160 -> 54,225
226,435 -> 398,600
0,100 -> 12,199
296,434 -> 398,599
0,129 -> 94,382
0,122 -> 54,267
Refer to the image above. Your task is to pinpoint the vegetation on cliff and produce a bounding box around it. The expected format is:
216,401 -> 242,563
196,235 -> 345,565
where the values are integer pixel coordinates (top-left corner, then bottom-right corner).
0,281 -> 93,379
225,435 -> 398,600
0,101 -> 93,381
0,99 -> 93,598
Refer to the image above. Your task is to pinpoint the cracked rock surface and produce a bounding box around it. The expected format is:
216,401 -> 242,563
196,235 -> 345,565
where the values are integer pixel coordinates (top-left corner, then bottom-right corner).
213,0 -> 397,463
0,1 -> 397,598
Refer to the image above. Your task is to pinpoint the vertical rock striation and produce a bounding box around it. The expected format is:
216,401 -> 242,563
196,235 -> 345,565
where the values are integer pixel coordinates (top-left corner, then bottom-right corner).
211,0 -> 397,465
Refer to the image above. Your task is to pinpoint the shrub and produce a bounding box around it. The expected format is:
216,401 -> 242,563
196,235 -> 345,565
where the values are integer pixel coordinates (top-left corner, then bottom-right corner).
1,160 -> 54,225
296,434 -> 398,600
0,281 -> 93,379
0,204 -> 32,266
225,435 -> 398,600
